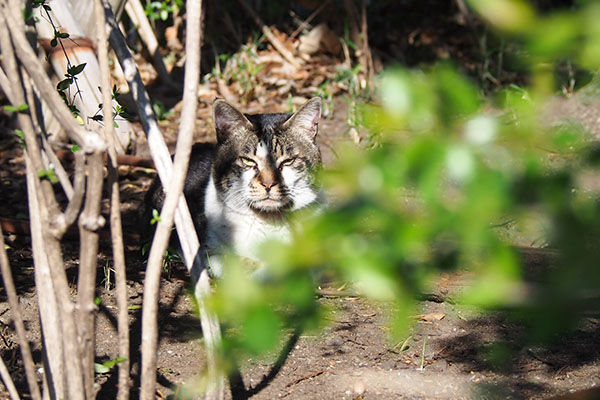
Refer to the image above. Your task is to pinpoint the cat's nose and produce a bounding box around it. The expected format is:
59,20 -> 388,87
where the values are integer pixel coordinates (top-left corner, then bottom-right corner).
261,180 -> 276,192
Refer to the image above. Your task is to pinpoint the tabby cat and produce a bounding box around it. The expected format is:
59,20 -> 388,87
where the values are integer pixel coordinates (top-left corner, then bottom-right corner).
143,97 -> 323,276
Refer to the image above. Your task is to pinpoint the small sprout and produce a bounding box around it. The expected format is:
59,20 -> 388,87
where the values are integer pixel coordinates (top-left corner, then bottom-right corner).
3,104 -> 29,113
14,129 -> 26,148
38,169 -> 58,184
150,209 -> 161,225
94,357 -> 126,374
94,297 -> 101,306
71,144 -> 80,153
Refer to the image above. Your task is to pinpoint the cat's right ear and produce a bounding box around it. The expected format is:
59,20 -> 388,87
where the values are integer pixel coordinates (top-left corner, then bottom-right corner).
213,99 -> 253,143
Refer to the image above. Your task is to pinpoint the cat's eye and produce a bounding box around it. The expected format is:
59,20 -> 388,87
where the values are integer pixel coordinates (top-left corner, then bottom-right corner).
279,158 -> 296,168
240,157 -> 257,168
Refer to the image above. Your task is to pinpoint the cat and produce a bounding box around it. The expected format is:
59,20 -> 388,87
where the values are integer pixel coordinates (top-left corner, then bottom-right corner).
143,97 -> 323,277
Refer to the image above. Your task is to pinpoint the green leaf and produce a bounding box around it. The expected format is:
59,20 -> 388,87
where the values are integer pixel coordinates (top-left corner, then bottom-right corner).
67,63 -> 86,76
50,37 -> 57,48
14,129 -> 25,148
57,32 -> 70,39
151,209 -> 161,225
71,144 -> 80,153
38,169 -> 58,184
242,306 -> 281,354
3,104 -> 29,113
57,78 -> 72,91
94,363 -> 110,374
102,357 -> 127,369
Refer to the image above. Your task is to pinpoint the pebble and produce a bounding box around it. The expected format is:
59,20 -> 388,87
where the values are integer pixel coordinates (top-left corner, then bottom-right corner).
353,380 -> 366,395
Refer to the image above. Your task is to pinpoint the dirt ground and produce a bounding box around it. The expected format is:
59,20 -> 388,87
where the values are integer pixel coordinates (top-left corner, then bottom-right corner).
2,1 -> 600,396
1,94 -> 600,400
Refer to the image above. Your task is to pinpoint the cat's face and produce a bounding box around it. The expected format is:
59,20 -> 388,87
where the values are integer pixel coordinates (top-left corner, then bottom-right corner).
212,98 -> 322,215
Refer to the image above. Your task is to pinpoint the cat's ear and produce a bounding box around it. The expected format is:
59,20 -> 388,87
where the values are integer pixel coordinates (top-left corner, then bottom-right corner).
213,99 -> 253,143
283,97 -> 321,141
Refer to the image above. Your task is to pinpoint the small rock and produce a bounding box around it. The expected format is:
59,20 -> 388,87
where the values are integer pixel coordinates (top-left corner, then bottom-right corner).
381,360 -> 396,370
353,380 -> 366,395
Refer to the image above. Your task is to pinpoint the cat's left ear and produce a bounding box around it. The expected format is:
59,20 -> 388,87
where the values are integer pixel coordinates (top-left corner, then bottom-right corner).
283,97 -> 321,141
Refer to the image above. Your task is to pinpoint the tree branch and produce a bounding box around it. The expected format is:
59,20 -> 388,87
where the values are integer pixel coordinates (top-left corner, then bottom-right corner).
95,1 -> 131,398
0,354 -> 20,400
0,226 -> 41,400
77,150 -> 105,397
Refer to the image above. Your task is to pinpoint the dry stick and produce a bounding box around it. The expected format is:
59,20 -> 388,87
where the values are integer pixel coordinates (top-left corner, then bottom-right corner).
360,0 -> 374,83
236,0 -> 301,69
77,150 -> 105,398
0,66 -> 13,100
287,0 -> 331,42
2,2 -> 87,398
94,1 -> 131,398
0,2 -> 64,237
0,226 -> 41,400
25,158 -> 67,399
0,355 -> 20,400
138,0 -> 224,397
125,0 -> 173,85
40,135 -> 74,199
101,3 -> 224,399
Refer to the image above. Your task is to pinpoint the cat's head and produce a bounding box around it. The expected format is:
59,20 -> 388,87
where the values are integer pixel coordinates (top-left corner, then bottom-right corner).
211,97 -> 322,215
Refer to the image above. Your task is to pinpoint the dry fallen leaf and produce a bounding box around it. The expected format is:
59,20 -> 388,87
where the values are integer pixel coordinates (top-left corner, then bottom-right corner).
415,313 -> 446,322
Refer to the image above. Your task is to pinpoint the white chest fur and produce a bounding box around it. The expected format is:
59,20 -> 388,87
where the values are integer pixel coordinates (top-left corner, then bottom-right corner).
203,176 -> 290,262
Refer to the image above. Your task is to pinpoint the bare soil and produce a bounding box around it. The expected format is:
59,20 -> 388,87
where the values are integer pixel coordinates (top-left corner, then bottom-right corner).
1,95 -> 600,400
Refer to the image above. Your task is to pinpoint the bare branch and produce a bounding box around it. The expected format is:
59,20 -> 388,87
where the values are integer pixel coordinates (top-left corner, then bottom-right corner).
77,151 -> 105,397
95,1 -> 131,398
0,227 -> 41,400
138,0 -> 225,398
2,1 -> 87,397
0,355 -> 20,400
103,3 -> 224,398
236,0 -> 301,69
125,0 -> 173,85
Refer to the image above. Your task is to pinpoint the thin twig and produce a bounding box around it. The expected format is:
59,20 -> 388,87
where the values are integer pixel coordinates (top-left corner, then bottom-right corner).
3,1 -> 86,397
139,0 -> 224,397
76,150 -> 105,398
236,0 -> 301,69
125,0 -> 173,85
94,1 -> 131,398
287,0 -> 331,42
100,2 -> 223,399
0,226 -> 41,400
0,355 -> 20,400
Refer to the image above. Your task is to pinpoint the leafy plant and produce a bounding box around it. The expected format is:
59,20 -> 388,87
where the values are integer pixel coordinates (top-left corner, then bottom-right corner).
144,0 -> 184,27
207,0 -> 600,374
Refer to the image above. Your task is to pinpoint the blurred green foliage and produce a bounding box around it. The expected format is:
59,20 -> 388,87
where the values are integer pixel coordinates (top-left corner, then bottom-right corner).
205,0 -> 600,376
